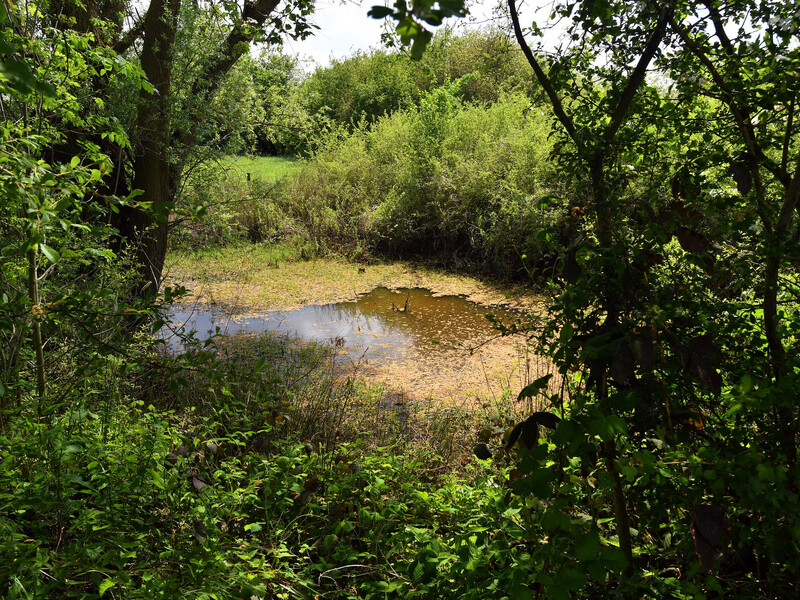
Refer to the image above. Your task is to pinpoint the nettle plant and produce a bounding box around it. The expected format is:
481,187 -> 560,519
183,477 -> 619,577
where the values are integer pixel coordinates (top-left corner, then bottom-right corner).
379,0 -> 800,596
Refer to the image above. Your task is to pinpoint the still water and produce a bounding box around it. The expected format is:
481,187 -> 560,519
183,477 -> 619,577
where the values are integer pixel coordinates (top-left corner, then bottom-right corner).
167,287 -> 520,368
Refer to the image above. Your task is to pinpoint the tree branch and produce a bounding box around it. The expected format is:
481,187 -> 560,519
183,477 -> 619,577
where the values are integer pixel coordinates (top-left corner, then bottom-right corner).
670,14 -> 777,233
190,0 -> 281,102
702,0 -> 735,54
670,14 -> 784,185
507,0 -> 579,148
782,98 -> 795,181
603,4 -> 673,146
113,15 -> 146,54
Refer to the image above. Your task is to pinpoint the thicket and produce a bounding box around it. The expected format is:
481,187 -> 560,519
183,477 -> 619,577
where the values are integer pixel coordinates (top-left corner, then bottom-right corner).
295,28 -> 536,134
179,29 -> 568,279
273,88 -> 565,277
186,83 -> 568,277
211,27 -> 539,157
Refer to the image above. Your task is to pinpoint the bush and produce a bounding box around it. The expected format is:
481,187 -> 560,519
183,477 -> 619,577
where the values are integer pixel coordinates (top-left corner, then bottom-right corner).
423,26 -> 539,105
298,49 -> 428,129
291,27 -> 541,148
267,91 -> 567,278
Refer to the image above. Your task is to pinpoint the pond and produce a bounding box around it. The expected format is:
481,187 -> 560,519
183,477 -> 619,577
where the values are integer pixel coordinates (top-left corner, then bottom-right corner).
167,287 -> 543,402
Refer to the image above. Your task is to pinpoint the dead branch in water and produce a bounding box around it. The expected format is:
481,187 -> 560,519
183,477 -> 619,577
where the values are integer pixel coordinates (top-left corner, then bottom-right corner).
390,292 -> 411,313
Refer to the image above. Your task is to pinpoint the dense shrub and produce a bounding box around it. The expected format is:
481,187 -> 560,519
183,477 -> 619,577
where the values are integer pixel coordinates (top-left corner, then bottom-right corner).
285,27 -> 540,154
423,27 -> 539,104
298,49 -> 428,128
174,156 -> 302,248
267,90 -> 566,278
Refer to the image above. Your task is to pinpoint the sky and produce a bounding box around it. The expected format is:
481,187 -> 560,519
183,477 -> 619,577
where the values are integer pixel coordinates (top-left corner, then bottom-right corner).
281,0 -> 387,69
281,0 -> 513,70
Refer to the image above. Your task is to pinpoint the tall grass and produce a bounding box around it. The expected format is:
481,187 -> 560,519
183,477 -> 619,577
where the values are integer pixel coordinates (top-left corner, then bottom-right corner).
162,328 -> 543,462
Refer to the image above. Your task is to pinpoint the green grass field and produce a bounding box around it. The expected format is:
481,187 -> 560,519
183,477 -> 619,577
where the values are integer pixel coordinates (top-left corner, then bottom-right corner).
221,154 -> 300,183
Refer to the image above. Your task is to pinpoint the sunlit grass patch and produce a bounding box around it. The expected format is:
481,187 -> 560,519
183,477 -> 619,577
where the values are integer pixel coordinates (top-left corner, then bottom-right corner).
221,154 -> 300,183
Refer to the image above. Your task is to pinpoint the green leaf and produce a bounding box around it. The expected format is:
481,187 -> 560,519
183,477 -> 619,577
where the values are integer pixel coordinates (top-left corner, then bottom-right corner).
598,546 -> 628,573
575,530 -> 601,560
368,5 -> 394,18
551,419 -> 580,446
40,244 -> 60,264
588,413 -> 626,442
517,374 -> 552,402
99,579 -> 116,596
0,58 -> 57,96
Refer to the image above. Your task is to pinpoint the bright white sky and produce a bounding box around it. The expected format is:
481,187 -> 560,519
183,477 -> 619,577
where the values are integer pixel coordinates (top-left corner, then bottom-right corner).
282,0 -> 526,70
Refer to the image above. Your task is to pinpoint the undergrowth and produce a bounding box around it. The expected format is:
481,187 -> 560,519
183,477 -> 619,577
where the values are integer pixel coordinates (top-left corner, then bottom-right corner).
0,329 -> 532,600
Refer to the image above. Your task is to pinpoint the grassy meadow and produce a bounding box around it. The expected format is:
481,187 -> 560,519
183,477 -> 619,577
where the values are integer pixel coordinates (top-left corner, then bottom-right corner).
221,154 -> 300,183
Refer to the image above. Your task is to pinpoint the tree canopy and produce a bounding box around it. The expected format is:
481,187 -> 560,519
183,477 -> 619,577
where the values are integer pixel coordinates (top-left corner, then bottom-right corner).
2,0 -> 316,295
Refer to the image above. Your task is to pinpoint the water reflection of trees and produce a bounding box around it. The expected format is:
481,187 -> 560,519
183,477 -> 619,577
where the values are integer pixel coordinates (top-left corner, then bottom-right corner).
332,287 -> 515,351
170,287 -> 518,365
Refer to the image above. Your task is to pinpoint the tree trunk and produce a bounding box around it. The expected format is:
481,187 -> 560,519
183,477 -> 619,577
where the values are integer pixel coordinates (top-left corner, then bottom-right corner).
116,0 -> 181,294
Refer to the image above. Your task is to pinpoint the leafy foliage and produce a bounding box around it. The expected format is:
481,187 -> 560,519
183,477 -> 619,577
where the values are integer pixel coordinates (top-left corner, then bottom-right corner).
374,0 -> 800,596
246,91 -> 564,275
5,0 -> 800,598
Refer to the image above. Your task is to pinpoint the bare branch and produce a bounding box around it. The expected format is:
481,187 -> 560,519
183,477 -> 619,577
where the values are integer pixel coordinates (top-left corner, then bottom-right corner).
507,0 -> 579,148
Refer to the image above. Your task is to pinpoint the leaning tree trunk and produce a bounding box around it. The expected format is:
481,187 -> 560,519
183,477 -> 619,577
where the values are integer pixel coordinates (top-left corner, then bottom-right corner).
115,0 -> 283,295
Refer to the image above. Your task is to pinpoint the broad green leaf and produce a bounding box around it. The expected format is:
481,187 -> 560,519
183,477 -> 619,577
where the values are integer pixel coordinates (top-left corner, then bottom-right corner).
40,244 -> 60,264
517,374 -> 552,402
368,5 -> 394,18
99,579 -> 116,596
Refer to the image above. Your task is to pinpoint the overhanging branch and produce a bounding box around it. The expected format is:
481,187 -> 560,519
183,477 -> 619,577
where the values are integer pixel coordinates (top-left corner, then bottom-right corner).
507,0 -> 579,148
603,4 -> 673,146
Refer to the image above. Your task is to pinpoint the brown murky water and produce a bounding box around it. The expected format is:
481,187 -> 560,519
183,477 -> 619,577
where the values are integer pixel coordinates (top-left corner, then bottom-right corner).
168,287 -> 548,402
